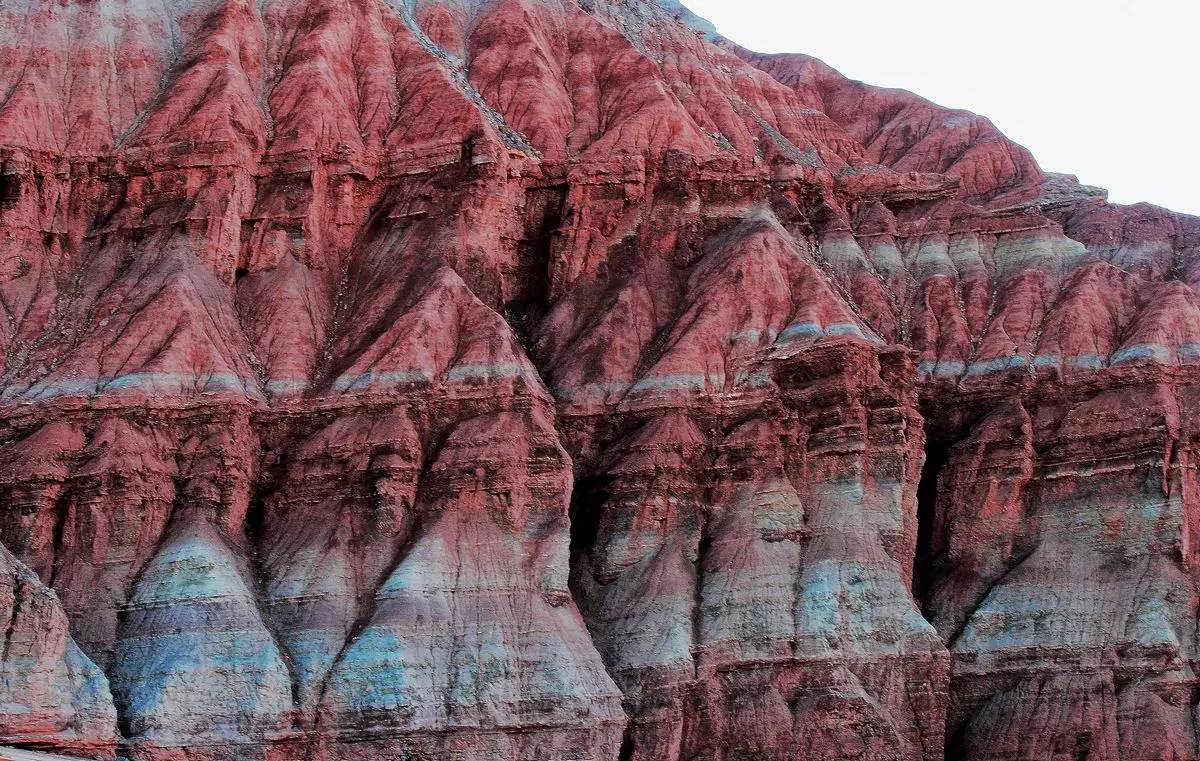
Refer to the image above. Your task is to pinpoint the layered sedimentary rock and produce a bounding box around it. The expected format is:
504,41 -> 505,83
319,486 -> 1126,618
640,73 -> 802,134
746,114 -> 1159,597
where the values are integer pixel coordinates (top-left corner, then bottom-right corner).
0,0 -> 1196,759
0,545 -> 116,756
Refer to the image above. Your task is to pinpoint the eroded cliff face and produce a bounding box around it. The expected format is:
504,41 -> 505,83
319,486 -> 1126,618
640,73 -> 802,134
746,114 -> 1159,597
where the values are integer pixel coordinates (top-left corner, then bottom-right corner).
0,0 -> 1196,759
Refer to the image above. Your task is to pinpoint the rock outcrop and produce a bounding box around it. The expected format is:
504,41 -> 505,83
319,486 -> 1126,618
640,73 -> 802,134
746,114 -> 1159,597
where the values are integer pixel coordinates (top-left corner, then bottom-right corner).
0,0 -> 1196,759
0,545 -> 116,757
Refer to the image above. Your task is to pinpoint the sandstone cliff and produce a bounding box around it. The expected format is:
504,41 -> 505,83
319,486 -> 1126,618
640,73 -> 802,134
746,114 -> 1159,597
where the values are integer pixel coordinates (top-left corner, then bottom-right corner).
0,0 -> 1196,759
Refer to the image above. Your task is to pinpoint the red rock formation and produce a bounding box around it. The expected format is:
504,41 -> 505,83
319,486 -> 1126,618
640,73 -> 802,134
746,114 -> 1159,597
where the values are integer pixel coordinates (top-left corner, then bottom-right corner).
0,0 -> 1196,759
0,544 -> 116,757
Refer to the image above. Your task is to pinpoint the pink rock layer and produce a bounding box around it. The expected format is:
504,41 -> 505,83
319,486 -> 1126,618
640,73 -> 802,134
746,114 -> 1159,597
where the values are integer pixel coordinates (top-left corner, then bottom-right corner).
0,0 -> 1196,759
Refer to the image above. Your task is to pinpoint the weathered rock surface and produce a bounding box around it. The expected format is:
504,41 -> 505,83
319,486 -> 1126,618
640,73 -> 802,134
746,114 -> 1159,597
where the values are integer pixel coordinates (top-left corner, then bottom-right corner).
0,0 -> 1196,759
0,546 -> 116,757
0,748 -> 111,761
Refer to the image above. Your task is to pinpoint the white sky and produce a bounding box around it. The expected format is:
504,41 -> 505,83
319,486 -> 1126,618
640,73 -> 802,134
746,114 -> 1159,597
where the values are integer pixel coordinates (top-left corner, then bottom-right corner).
685,0 -> 1199,215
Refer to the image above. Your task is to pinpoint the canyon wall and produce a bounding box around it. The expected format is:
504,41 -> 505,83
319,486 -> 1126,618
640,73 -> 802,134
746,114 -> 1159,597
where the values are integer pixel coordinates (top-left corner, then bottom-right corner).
0,0 -> 1197,759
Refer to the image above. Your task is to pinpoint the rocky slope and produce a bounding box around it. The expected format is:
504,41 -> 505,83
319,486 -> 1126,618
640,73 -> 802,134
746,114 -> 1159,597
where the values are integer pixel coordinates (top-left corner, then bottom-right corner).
0,0 -> 1197,759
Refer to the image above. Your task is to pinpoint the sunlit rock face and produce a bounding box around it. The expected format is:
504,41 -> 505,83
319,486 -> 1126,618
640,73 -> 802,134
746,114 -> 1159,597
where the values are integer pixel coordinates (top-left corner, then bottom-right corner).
0,0 -> 1196,759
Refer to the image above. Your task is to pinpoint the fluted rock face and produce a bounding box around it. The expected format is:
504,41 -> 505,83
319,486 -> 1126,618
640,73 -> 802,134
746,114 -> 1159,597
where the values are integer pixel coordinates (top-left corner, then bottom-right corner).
0,544 -> 116,756
0,0 -> 1196,759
